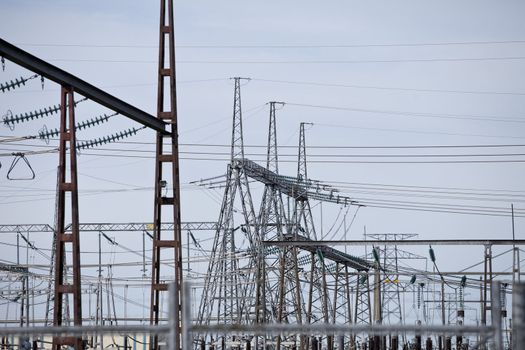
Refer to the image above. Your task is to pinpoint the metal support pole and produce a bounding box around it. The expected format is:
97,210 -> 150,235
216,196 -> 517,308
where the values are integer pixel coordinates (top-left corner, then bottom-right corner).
168,283 -> 177,350
491,281 -> 503,350
182,283 -> 191,350
512,283 -> 525,350
440,279 -> 445,350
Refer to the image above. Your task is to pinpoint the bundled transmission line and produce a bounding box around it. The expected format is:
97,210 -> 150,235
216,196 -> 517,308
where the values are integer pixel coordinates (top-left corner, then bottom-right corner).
2,97 -> 88,130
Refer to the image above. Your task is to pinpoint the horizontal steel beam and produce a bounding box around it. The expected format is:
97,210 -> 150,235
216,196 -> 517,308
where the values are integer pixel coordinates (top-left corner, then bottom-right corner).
0,224 -> 54,233
74,222 -> 218,231
265,239 -> 525,246
0,222 -> 218,233
0,38 -> 167,133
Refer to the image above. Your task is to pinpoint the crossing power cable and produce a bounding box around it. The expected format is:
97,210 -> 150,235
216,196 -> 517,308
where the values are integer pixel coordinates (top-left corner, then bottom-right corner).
286,102 -> 525,124
250,78 -> 525,97
5,142 -> 525,162
44,56 -> 525,64
14,39 -> 525,49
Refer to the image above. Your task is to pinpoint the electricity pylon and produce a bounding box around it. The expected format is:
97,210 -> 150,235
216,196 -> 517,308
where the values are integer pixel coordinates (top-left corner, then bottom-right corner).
149,1 -> 184,349
289,122 -> 331,349
255,102 -> 288,347
197,78 -> 260,349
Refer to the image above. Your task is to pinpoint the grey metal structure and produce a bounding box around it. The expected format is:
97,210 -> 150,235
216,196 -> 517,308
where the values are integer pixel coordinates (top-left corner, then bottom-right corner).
289,122 -> 331,350
255,102 -> 289,347
196,78 -> 260,349
0,222 -> 217,233
368,233 -> 419,349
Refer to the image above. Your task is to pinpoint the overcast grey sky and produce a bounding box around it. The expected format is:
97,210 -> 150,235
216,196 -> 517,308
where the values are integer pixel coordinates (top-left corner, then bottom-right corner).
1,0 -> 525,282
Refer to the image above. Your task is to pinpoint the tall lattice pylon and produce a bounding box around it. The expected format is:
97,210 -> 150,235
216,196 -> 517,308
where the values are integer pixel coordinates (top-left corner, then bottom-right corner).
149,0 -> 183,349
255,102 -> 286,322
255,102 -> 302,348
52,86 -> 83,350
197,78 -> 260,349
288,122 -> 331,349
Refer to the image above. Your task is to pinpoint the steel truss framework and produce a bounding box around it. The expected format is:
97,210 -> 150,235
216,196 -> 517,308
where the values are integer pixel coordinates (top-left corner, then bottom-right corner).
0,222 -> 217,233
367,233 -> 420,348
196,78 -> 260,349
194,91 -> 374,349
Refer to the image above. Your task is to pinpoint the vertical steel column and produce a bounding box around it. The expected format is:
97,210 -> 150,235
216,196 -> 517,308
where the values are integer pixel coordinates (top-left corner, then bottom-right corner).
482,244 -> 493,349
52,86 -> 82,350
150,0 -> 183,349
491,281 -> 503,350
512,283 -> 525,350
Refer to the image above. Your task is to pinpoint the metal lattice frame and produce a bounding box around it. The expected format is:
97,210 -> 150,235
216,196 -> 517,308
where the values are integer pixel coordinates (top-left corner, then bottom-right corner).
196,78 -> 260,349
290,123 -> 331,349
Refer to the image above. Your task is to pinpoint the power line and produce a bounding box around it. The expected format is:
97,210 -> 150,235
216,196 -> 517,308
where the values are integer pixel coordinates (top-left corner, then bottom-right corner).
286,103 -> 525,124
313,123 -> 525,140
16,39 -> 525,49
43,56 -> 525,65
7,142 -> 525,158
325,180 -> 525,194
3,149 -> 525,164
251,78 -> 525,97
9,147 -> 525,159
8,138 -> 525,149
361,203 -> 524,218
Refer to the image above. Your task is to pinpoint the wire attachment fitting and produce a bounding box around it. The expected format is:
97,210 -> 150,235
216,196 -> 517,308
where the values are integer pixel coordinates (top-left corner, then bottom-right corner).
2,110 -> 14,131
7,153 -> 35,180
38,125 -> 51,144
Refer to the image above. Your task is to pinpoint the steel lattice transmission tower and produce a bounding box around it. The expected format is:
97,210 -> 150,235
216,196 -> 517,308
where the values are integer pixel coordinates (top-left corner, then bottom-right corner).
149,0 -> 184,349
196,78 -> 260,349
255,102 -> 287,321
255,102 -> 297,348
288,122 -> 331,350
